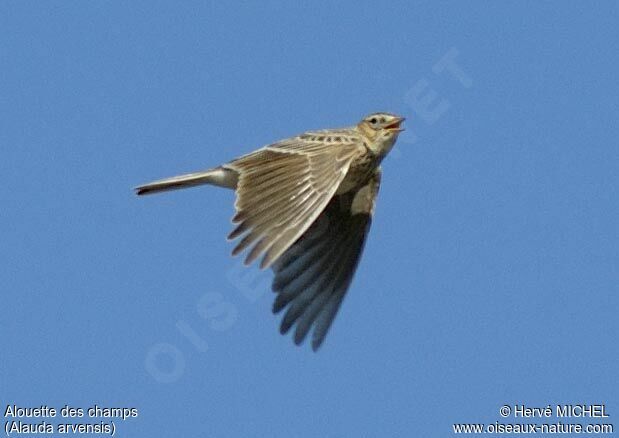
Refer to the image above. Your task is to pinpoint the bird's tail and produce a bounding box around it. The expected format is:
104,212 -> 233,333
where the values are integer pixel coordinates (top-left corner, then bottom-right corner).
134,166 -> 238,196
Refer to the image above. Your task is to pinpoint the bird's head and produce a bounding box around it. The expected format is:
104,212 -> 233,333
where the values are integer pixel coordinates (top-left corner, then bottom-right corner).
358,112 -> 405,155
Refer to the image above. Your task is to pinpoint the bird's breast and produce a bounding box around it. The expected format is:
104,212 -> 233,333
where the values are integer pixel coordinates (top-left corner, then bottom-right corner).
336,153 -> 379,194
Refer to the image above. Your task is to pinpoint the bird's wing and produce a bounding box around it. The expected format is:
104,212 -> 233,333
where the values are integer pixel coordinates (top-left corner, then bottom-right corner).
270,169 -> 381,350
224,133 -> 365,269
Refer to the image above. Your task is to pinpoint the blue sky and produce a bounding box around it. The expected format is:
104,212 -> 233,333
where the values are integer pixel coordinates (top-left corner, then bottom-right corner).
1,1 -> 617,437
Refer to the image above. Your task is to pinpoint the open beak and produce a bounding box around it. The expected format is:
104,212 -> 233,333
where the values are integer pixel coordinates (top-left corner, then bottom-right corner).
385,116 -> 405,132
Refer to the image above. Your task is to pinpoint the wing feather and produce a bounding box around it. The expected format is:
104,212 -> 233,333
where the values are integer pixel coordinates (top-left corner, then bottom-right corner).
225,136 -> 364,268
271,170 -> 381,350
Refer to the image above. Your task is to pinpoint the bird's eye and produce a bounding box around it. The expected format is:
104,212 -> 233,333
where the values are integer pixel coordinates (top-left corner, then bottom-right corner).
370,118 -> 378,124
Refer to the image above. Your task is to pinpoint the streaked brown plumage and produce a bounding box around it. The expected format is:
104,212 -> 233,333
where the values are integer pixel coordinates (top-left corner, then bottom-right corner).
135,112 -> 404,350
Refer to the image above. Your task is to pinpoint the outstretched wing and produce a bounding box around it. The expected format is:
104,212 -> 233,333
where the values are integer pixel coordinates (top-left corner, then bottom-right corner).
271,169 -> 381,350
224,133 -> 364,269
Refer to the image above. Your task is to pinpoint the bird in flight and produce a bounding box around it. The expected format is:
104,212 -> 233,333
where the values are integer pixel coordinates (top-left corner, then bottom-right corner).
135,112 -> 405,350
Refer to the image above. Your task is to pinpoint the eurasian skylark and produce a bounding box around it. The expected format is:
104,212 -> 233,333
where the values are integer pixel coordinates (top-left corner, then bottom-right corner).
135,112 -> 405,350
